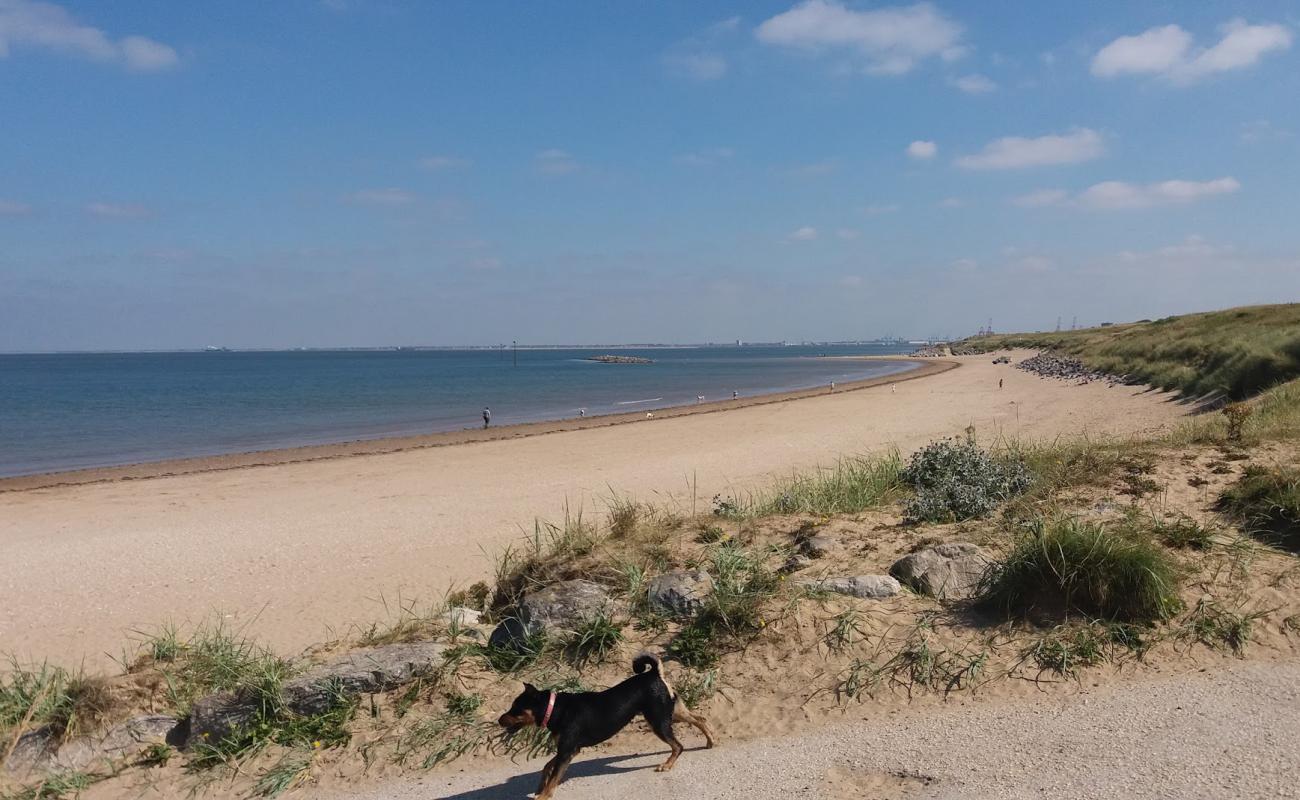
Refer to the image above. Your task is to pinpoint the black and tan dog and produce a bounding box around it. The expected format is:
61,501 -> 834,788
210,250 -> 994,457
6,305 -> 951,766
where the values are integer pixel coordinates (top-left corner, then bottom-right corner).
497,653 -> 716,798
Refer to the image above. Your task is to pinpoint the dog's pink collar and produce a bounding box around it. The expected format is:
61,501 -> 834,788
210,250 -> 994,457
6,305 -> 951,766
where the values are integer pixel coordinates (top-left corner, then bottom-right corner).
540,691 -> 556,728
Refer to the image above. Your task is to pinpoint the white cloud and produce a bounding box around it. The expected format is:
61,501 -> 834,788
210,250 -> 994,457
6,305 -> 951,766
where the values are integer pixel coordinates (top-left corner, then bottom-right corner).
0,0 -> 178,71
535,149 -> 578,175
419,155 -> 471,171
955,128 -> 1104,170
674,147 -> 735,167
788,226 -> 818,241
1240,119 -> 1291,144
347,188 -> 417,207
906,140 -> 937,159
0,199 -> 32,215
950,73 -> 997,93
1077,177 -> 1240,209
1014,178 -> 1241,210
755,1 -> 964,76
1012,188 -> 1069,207
86,202 -> 151,219
1091,20 -> 1292,83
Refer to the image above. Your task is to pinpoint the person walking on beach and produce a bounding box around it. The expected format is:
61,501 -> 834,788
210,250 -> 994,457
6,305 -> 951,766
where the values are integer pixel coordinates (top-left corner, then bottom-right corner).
579,408 -> 586,418
830,381 -> 836,392
482,407 -> 491,429
732,390 -> 738,400
999,378 -> 1004,390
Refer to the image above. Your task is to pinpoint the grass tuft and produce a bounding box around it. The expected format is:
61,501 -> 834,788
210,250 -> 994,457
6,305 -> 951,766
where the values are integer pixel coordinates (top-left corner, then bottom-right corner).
978,517 -> 1183,623
1217,464 -> 1300,551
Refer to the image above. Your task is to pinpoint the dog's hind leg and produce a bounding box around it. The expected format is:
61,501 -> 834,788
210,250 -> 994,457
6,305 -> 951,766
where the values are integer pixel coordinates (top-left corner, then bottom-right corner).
645,706 -> 685,772
673,704 -> 717,749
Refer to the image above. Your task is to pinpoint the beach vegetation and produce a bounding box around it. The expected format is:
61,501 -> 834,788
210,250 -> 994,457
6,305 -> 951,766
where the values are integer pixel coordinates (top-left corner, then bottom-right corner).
564,613 -> 624,667
978,517 -> 1183,623
749,452 -> 905,516
960,303 -> 1300,400
1181,600 -> 1266,656
0,661 -> 114,744
0,770 -> 98,800
902,438 -> 1031,523
1217,464 -> 1300,551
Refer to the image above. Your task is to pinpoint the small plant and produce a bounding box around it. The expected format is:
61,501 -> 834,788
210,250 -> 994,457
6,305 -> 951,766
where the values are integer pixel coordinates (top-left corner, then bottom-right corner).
0,660 -> 114,743
1217,464 -> 1300,550
1151,515 -> 1216,550
443,691 -> 482,716
137,742 -> 173,767
823,609 -> 867,654
1025,625 -> 1106,676
711,494 -> 742,518
978,517 -> 1183,623
751,453 -> 904,516
2,770 -> 97,800
1221,402 -> 1253,443
695,524 -> 726,544
477,626 -> 549,674
251,749 -> 313,798
833,658 -> 885,703
445,581 -> 491,613
902,439 -> 1031,523
1183,600 -> 1266,656
673,668 -> 719,709
668,619 -> 720,669
606,496 -> 643,538
566,614 -> 624,666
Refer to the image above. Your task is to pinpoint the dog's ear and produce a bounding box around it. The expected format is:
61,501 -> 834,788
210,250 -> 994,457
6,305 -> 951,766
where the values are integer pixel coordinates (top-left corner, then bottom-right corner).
523,682 -> 537,694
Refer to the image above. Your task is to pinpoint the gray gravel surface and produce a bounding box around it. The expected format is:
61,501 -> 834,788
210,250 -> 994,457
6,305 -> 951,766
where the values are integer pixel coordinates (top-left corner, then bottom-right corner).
331,660 -> 1300,800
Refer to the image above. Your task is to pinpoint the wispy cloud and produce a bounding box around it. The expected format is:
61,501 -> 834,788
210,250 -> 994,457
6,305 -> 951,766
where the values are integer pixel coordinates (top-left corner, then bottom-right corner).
0,0 -> 179,71
755,1 -> 965,76
534,149 -> 578,176
949,73 -> 997,93
347,188 -> 417,207
1240,119 -> 1291,144
906,140 -> 937,159
956,128 -> 1104,170
787,225 -> 818,241
0,199 -> 32,216
673,147 -> 735,167
1091,20 -> 1292,84
86,202 -> 151,219
418,155 -> 471,171
663,16 -> 742,81
1014,177 -> 1241,210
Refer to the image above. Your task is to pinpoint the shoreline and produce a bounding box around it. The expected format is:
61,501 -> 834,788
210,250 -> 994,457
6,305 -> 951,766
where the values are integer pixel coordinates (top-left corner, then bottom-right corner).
0,357 -> 949,493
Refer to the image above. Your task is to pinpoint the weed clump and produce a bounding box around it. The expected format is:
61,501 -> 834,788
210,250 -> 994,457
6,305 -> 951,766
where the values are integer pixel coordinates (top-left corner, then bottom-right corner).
902,438 -> 1031,523
1217,464 -> 1300,550
978,518 -> 1183,623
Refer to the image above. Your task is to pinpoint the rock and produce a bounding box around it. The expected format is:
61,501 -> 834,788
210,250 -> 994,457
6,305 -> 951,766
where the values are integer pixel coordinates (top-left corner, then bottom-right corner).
646,570 -> 714,615
780,554 -> 813,574
48,715 -> 180,773
890,542 -> 991,600
488,580 -> 614,650
3,728 -> 59,776
802,575 -> 902,599
801,535 -> 836,558
185,641 -> 447,748
1015,352 -> 1115,385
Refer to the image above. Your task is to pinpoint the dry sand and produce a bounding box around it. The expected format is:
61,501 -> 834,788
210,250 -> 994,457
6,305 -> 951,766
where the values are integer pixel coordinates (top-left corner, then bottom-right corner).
0,353 -> 1187,666
338,659 -> 1300,800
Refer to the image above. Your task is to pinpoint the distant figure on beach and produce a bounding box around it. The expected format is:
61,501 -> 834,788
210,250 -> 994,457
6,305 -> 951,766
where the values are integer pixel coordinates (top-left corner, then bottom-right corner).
579,408 -> 586,418
732,390 -> 738,399
891,383 -> 896,393
696,395 -> 704,404
646,412 -> 653,419
999,378 -> 1004,390
482,407 -> 491,428
830,381 -> 836,392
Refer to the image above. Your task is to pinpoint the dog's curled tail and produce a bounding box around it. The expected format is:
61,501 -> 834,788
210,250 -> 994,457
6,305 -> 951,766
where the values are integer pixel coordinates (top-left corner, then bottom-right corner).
632,652 -> 663,675
633,652 -> 676,699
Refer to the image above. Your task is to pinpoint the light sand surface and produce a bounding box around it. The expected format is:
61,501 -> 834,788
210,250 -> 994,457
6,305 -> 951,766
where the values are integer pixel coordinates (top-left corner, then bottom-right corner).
0,353 -> 1186,666
333,659 -> 1300,800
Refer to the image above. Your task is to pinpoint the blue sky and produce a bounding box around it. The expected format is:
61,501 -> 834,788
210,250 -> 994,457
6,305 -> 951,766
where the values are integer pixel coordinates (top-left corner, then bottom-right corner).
2,0 -> 1299,350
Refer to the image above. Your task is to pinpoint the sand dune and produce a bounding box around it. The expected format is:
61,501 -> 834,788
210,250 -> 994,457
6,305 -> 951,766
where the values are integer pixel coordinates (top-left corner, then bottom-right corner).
0,353 -> 1185,666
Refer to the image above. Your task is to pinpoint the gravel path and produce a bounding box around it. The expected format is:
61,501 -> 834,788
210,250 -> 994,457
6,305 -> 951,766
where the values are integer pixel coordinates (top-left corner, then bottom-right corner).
331,660 -> 1300,800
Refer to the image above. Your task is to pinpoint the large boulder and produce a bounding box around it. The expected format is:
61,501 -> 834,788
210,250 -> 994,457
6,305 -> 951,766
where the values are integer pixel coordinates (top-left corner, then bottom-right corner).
5,715 -> 180,777
802,575 -> 901,600
185,641 -> 447,748
647,570 -> 714,615
890,542 -> 991,600
488,580 -> 613,650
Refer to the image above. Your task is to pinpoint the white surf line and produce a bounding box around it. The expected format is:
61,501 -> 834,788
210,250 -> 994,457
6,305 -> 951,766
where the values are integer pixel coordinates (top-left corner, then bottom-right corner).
616,397 -> 664,406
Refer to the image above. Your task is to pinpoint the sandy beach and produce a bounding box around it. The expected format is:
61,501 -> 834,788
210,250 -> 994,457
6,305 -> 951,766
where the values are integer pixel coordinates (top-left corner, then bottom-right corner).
0,353 -> 1186,666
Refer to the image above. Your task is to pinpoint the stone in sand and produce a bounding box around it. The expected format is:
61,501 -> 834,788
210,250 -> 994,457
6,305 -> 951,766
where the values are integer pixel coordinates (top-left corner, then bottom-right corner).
488,580 -> 614,650
890,542 -> 991,600
5,714 -> 181,776
647,569 -> 714,615
802,574 -> 902,599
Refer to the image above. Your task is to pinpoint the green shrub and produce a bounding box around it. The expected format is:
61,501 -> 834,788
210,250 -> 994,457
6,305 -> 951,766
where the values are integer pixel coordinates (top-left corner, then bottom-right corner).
565,614 -> 624,666
1217,464 -> 1300,550
902,439 -> 1031,523
978,518 -> 1183,623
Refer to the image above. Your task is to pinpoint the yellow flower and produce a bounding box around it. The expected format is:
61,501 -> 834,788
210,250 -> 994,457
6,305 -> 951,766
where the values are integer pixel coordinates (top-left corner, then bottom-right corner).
313,740 -> 323,749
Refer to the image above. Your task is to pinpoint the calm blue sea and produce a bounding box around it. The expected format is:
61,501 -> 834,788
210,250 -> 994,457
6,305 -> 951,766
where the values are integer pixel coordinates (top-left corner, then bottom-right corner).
0,345 -> 917,477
